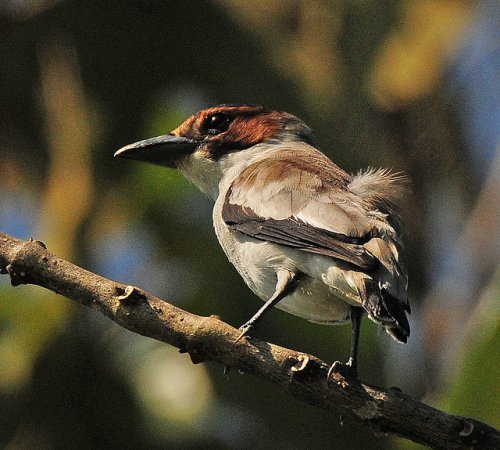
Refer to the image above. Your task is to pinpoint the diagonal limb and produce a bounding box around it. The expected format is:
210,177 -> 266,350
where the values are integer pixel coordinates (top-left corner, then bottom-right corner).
236,269 -> 298,342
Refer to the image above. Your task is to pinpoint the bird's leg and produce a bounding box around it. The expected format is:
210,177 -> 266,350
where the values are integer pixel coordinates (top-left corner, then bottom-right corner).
346,306 -> 363,372
236,270 -> 298,342
328,306 -> 363,379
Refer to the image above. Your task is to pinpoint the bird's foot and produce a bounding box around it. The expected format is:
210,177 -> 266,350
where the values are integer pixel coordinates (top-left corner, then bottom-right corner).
327,359 -> 358,381
235,322 -> 255,343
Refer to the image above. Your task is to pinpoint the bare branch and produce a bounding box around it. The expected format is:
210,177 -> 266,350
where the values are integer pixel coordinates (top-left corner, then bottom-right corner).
0,231 -> 498,449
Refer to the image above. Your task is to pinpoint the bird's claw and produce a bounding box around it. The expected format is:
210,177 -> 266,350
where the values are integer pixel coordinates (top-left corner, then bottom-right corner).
327,360 -> 358,382
235,323 -> 254,342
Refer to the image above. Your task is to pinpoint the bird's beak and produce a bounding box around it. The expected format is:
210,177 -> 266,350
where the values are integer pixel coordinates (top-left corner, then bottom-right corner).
114,134 -> 198,167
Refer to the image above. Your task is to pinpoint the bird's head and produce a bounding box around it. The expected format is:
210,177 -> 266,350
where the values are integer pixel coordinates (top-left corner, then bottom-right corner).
114,104 -> 316,198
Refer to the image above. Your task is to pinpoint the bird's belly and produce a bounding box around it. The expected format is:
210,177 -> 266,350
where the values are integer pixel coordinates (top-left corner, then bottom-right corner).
214,221 -> 354,323
276,275 -> 352,324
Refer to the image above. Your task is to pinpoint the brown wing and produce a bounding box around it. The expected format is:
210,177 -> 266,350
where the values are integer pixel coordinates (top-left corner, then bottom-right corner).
222,201 -> 377,270
222,145 -> 410,341
222,145 -> 385,270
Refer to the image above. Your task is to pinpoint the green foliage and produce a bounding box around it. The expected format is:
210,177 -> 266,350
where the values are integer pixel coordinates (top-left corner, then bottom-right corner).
441,277 -> 500,427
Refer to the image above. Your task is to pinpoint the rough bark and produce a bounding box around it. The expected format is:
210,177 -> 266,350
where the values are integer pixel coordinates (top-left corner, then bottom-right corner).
0,231 -> 498,449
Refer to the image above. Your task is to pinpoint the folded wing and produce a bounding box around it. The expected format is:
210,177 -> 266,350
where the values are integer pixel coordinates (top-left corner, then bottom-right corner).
222,144 -> 410,341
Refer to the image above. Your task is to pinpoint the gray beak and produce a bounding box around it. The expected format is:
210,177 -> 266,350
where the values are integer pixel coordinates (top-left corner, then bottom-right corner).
114,134 -> 198,167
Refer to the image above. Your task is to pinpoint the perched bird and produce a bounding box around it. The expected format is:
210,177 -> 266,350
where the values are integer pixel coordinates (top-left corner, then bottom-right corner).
115,104 -> 410,377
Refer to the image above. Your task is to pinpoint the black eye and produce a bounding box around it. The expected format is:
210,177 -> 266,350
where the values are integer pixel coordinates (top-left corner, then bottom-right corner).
205,113 -> 231,135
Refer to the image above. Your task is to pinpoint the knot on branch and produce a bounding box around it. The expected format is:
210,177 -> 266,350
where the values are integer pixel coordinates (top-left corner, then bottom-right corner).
179,346 -> 207,364
1,237 -> 49,286
114,285 -> 146,306
5,263 -> 28,286
457,418 -> 494,448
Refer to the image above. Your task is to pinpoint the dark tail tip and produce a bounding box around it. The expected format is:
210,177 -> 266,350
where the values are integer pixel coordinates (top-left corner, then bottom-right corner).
359,279 -> 410,343
386,324 -> 409,343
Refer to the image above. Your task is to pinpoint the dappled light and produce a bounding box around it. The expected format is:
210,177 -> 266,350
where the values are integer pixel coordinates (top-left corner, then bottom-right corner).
0,1 -> 498,449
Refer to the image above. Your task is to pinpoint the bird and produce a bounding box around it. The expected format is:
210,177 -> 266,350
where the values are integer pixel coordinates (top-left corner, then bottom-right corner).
114,104 -> 410,378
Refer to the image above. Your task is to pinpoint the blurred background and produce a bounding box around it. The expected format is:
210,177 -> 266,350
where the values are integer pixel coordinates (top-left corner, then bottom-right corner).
0,1 -> 498,449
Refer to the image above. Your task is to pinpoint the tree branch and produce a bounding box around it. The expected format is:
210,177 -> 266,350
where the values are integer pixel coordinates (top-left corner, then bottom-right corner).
0,231 -> 498,449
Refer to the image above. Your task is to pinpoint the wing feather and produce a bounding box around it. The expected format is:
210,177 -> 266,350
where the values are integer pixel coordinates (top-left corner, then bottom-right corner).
222,201 -> 376,269
222,147 -> 381,269
221,145 -> 410,341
